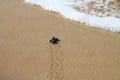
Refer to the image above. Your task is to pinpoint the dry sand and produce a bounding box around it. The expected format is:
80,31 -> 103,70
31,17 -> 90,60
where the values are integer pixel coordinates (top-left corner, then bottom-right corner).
0,0 -> 120,80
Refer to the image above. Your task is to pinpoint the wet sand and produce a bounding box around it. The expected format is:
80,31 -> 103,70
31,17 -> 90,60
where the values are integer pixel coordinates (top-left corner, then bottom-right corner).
0,0 -> 120,80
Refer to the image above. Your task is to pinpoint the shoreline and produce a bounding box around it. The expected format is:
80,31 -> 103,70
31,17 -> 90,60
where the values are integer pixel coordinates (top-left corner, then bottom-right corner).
24,0 -> 120,32
23,0 -> 120,33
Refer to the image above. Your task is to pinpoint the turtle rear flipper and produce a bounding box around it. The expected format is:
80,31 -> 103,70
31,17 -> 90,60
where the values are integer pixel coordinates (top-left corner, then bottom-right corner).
49,39 -> 52,43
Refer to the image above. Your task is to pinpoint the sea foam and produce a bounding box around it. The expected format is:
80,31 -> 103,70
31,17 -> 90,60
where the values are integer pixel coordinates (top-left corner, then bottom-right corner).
25,0 -> 120,32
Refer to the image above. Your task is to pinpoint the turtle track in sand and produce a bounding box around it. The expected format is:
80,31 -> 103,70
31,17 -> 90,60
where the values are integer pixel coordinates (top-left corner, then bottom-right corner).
48,44 -> 64,80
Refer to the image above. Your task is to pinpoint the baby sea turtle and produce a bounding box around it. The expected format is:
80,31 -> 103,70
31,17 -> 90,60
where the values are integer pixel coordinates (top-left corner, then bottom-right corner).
49,37 -> 60,44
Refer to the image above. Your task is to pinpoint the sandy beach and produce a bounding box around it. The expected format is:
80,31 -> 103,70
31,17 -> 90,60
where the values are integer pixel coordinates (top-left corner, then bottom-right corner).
0,0 -> 120,80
